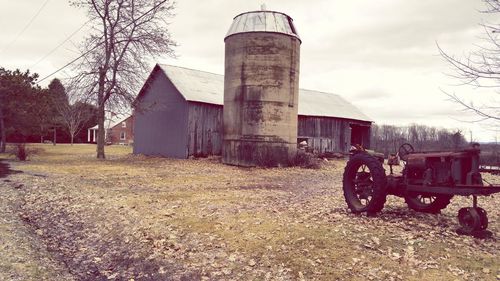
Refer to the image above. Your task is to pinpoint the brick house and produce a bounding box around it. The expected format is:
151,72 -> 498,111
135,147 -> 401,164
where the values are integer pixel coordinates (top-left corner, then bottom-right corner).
108,116 -> 134,145
88,115 -> 134,145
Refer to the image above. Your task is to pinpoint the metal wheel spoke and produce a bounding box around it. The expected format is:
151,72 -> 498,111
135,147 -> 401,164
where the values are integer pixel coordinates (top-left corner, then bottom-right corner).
354,168 -> 374,201
418,195 -> 436,205
359,196 -> 372,206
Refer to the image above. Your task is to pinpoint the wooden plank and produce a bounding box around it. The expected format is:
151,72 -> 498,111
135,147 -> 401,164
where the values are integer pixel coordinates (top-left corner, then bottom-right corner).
297,116 -> 370,153
187,102 -> 223,156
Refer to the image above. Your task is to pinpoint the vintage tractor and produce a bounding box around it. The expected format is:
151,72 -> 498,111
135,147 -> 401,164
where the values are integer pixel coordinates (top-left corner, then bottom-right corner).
342,143 -> 500,235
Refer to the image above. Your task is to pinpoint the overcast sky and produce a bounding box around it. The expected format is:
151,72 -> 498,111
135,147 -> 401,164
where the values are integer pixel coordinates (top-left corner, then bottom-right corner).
0,0 -> 498,141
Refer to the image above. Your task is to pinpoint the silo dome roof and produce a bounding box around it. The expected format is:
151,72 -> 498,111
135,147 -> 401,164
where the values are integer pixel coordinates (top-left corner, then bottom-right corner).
225,10 -> 300,41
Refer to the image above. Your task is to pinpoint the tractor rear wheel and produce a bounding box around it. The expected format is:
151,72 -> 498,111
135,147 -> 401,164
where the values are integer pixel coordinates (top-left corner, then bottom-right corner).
404,194 -> 453,214
343,153 -> 388,214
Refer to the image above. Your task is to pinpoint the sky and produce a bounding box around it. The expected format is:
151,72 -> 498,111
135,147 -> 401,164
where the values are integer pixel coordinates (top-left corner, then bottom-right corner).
0,0 -> 498,142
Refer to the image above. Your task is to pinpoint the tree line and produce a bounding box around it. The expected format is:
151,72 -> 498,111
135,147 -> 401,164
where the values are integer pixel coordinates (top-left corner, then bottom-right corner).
1,0 -> 176,159
370,124 -> 467,157
0,67 -> 98,152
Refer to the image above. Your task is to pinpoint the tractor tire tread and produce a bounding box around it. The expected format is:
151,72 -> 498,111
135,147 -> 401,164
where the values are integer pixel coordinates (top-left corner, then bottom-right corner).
342,153 -> 388,214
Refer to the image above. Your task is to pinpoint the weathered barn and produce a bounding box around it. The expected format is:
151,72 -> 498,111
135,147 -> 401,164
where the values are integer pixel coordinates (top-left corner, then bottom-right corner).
133,64 -> 371,158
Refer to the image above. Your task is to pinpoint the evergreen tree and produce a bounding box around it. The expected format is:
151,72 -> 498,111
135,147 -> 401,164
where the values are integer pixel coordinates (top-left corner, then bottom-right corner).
0,68 -> 40,152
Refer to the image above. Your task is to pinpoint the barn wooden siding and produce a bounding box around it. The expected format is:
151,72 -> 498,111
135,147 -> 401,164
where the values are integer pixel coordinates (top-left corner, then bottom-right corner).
298,116 -> 371,153
185,108 -> 371,156
187,102 -> 223,156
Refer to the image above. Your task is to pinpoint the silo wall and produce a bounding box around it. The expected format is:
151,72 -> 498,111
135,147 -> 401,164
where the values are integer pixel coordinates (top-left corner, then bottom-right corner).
223,32 -> 300,167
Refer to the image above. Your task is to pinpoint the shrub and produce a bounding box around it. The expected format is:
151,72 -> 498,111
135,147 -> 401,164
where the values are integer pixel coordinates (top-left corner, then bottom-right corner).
290,150 -> 322,169
13,143 -> 27,161
9,143 -> 44,161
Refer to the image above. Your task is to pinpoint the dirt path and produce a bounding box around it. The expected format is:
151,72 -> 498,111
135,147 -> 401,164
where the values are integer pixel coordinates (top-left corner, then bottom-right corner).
0,159 -> 21,178
0,161 -> 74,280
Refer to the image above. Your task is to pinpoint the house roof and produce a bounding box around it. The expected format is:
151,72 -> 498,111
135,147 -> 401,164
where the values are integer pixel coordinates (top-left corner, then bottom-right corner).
149,64 -> 372,122
89,115 -> 130,130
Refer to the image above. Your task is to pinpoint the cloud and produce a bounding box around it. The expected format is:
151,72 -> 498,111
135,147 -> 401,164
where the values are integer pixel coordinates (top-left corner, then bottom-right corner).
297,0 -> 493,72
352,90 -> 392,100
0,0 -> 497,141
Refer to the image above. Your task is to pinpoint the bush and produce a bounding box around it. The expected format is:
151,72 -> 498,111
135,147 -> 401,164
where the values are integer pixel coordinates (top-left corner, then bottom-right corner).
9,143 -> 44,161
290,150 -> 322,169
13,143 -> 27,161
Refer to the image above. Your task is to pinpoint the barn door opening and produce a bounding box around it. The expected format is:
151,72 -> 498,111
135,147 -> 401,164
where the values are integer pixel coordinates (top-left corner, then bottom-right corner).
350,124 -> 371,149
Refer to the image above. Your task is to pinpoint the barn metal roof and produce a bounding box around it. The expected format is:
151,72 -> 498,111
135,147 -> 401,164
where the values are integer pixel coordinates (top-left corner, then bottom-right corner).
157,64 -> 372,122
225,10 -> 301,42
160,64 -> 224,105
298,89 -> 372,121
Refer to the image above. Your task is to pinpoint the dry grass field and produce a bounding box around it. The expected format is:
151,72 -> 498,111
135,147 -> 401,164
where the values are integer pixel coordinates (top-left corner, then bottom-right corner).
0,144 -> 498,280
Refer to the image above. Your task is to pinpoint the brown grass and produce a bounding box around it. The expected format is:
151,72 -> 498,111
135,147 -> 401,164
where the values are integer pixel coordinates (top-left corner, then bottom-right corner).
1,144 -> 498,280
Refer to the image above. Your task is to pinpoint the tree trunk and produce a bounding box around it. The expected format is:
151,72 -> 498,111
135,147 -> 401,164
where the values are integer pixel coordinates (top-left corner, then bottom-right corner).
40,125 -> 44,143
53,127 -> 56,146
0,107 -> 5,153
71,133 -> 74,145
96,68 -> 106,159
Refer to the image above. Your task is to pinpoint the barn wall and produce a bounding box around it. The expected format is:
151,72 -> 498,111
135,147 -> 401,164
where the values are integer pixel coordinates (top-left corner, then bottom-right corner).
187,102 -> 223,156
133,71 -> 189,158
298,116 -> 371,153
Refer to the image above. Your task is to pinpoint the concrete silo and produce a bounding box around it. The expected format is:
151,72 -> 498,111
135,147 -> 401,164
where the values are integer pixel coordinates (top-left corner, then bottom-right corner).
222,8 -> 301,167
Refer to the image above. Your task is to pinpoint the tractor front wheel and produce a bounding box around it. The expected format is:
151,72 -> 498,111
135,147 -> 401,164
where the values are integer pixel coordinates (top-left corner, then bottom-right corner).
457,207 -> 488,235
342,153 -> 388,214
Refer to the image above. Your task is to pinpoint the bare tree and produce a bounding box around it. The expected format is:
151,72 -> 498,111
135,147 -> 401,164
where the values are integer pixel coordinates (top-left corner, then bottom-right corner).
71,0 -> 175,158
57,102 -> 94,145
438,0 -> 500,124
371,123 -> 466,155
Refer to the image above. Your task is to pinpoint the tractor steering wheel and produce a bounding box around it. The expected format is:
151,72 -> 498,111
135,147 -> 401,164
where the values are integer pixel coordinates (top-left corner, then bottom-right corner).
398,143 -> 414,162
